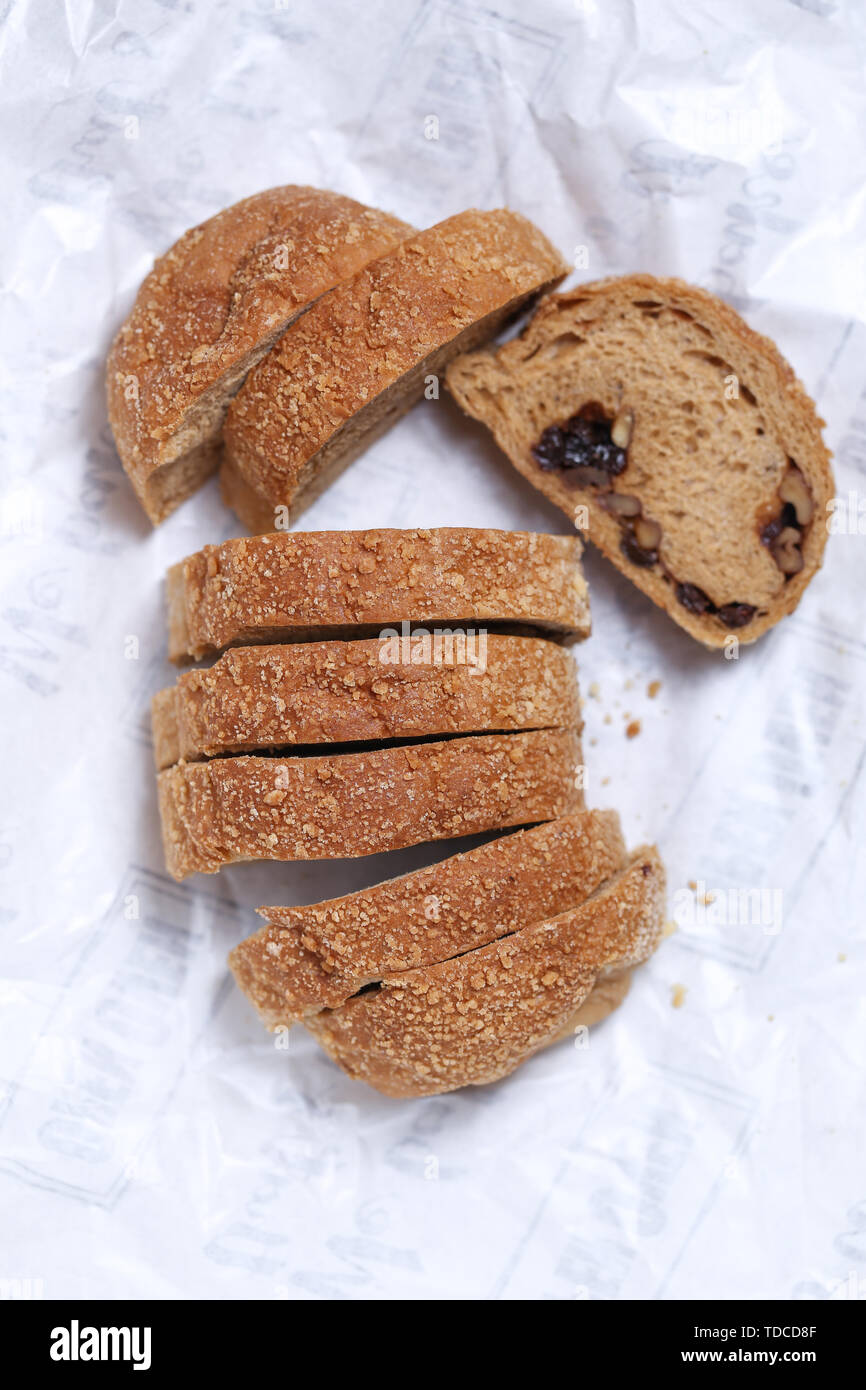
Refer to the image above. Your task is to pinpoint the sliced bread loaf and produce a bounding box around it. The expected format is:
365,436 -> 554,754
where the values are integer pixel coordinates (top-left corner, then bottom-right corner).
152,633 -> 578,770
166,528 -> 590,662
221,209 -> 569,531
107,187 -> 412,523
305,849 -> 666,1097
229,810 -> 626,1024
446,274 -> 833,647
157,727 -> 584,879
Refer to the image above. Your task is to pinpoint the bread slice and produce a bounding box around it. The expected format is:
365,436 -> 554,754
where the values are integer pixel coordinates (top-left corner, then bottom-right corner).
152,633 -> 578,770
446,274 -> 833,647
305,849 -> 666,1097
107,187 -> 412,523
165,528 -> 590,663
157,727 -> 583,879
229,810 -> 626,1025
220,209 -> 569,532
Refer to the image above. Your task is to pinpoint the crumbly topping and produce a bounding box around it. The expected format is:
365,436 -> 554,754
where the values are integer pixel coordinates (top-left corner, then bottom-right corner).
230,809 -> 626,1024
158,727 -> 583,878
168,527 -> 590,661
306,851 -> 666,1097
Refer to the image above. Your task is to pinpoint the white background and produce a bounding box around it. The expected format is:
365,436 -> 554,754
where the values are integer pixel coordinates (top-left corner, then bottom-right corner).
1,0 -> 864,1300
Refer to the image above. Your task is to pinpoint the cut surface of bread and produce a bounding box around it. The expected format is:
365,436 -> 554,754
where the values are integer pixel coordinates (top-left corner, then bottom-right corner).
152,634 -> 578,770
107,186 -> 413,523
221,209 -> 569,531
305,848 -> 665,1097
446,274 -> 833,647
229,810 -> 626,1025
166,528 -> 590,663
157,727 -> 583,879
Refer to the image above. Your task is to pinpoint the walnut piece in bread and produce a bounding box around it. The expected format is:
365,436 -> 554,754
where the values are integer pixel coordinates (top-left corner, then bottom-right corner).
221,209 -> 569,532
446,274 -> 833,647
107,187 -> 413,523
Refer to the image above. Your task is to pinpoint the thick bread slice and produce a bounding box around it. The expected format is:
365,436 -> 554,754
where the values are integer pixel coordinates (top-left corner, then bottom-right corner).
229,810 -> 626,1025
157,727 -> 583,879
107,187 -> 412,523
152,633 -> 578,770
305,849 -> 666,1097
220,209 -> 569,532
166,528 -> 590,663
446,274 -> 833,647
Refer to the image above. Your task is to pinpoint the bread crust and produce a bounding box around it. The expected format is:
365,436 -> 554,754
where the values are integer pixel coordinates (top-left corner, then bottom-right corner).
305,849 -> 666,1097
106,186 -> 412,523
221,209 -> 569,531
229,810 -> 626,1024
446,273 -> 834,647
157,727 -> 584,879
165,528 -> 591,663
152,633 -> 578,770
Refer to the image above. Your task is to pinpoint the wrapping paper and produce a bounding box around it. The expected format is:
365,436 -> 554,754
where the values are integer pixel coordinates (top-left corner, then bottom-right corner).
1,0 -> 865,1300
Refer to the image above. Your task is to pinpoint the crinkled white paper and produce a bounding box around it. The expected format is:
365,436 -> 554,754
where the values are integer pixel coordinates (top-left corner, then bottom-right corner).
1,0 -> 865,1301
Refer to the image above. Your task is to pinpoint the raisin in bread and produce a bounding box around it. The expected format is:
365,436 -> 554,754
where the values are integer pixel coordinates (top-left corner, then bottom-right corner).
152,634 -> 578,769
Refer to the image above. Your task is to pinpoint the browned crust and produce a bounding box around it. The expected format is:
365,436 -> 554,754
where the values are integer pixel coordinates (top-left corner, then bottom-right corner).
106,186 -> 413,523
165,528 -> 591,663
305,849 -> 666,1097
152,633 -> 579,770
446,273 -> 834,648
229,810 -> 626,1024
221,209 -> 569,531
556,969 -> 633,1036
157,727 -> 584,879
